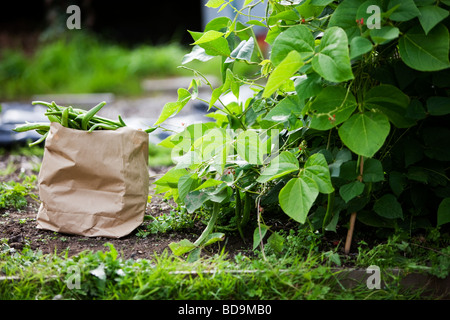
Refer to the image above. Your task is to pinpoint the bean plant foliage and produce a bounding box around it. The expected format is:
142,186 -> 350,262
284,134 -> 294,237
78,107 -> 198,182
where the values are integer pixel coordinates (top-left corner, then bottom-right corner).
150,0 -> 450,257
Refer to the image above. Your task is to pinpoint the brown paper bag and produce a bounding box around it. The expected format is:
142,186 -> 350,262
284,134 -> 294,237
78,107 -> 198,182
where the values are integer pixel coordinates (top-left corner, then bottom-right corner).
36,122 -> 149,238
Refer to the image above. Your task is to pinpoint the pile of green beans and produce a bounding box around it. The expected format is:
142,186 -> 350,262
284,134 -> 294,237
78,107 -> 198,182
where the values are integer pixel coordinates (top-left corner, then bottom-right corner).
13,101 -> 127,146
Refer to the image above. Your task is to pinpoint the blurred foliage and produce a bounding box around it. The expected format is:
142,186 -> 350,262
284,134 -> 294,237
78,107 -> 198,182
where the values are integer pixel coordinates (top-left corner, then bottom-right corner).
0,32 -> 227,100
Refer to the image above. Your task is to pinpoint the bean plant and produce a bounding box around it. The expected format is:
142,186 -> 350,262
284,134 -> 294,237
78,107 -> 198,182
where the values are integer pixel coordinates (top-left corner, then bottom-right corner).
150,0 -> 450,257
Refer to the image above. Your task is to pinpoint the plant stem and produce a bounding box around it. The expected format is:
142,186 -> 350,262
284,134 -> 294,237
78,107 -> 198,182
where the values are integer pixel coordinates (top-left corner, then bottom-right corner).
344,156 -> 364,255
194,202 -> 220,246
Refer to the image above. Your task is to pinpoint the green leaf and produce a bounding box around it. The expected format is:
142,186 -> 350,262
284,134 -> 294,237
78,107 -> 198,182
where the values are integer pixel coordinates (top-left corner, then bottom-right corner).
387,0 -> 420,22
373,194 -> 403,220
184,190 -> 209,213
328,0 -> 361,41
303,153 -> 334,194
189,31 -> 231,57
427,97 -> 450,116
169,239 -> 196,256
279,176 -> 319,224
263,95 -> 304,123
339,181 -> 365,203
370,26 -> 400,44
267,232 -> 285,254
309,86 -> 357,130
178,173 -> 200,202
338,112 -> 390,158
154,88 -> 191,125
182,45 -> 215,64
312,27 -> 354,83
398,24 -> 450,72
350,36 -> 373,59
437,198 -> 450,227
294,73 -> 323,101
389,171 -> 407,197
227,37 -> 255,63
362,158 -> 384,182
194,179 -> 225,191
253,224 -> 269,250
154,168 -> 188,189
364,84 -> 414,128
418,6 -> 449,35
193,30 -> 225,45
257,151 -> 299,183
205,0 -> 225,8
236,130 -> 264,165
263,50 -> 304,98
270,24 -> 315,66
203,232 -> 225,246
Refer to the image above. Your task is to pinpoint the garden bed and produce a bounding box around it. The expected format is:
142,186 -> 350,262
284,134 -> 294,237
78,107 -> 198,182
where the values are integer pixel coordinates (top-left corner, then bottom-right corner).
1,148 -> 449,301
0,149 -> 252,260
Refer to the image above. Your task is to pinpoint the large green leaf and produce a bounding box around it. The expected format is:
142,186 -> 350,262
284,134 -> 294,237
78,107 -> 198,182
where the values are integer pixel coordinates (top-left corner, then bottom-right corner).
387,0 -> 420,22
263,50 -> 304,98
270,24 -> 315,66
257,151 -> 299,183
418,5 -> 449,35
302,153 -> 334,194
373,194 -> 403,220
309,86 -> 357,130
398,24 -> 450,72
338,112 -> 390,158
312,27 -> 354,83
362,158 -> 384,182
364,84 -> 414,128
279,176 -> 319,224
328,0 -> 361,40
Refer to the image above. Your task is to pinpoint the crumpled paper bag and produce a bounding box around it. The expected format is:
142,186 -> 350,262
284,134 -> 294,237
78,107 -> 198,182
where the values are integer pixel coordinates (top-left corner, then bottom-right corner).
36,122 -> 149,238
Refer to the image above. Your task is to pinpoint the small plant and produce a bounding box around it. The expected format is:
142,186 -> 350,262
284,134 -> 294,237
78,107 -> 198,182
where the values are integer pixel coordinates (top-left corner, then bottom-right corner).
0,175 -> 37,210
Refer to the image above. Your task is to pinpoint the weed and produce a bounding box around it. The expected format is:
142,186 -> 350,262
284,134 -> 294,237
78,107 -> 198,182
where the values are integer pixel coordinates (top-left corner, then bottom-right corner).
0,175 -> 37,210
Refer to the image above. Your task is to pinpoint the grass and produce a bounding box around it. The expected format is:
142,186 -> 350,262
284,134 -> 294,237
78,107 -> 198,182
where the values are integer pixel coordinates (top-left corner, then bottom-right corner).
0,32 -> 242,101
1,225 -> 449,300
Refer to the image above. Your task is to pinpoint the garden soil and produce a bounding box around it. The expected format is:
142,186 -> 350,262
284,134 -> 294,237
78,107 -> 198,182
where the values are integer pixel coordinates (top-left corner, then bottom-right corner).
0,151 -> 253,260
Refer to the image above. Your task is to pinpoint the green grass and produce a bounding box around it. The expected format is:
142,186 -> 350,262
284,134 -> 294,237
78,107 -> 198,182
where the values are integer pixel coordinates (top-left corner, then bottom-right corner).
1,226 -> 448,300
0,32 -> 236,100
148,143 -> 173,167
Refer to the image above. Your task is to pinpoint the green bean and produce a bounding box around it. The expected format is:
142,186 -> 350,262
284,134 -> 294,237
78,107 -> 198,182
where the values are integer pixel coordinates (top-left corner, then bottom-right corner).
29,131 -> 48,147
87,123 -> 120,132
13,122 -> 50,133
118,115 -> 126,127
61,108 -> 69,127
81,101 -> 106,130
68,119 -> 81,129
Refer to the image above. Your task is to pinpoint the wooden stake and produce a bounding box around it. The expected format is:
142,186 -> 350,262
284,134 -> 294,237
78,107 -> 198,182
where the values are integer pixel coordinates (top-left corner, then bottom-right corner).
344,212 -> 357,255
344,157 -> 364,255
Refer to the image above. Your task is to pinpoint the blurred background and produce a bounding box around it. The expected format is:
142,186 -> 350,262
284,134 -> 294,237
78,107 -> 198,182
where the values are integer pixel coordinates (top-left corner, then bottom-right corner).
0,0 -> 264,163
